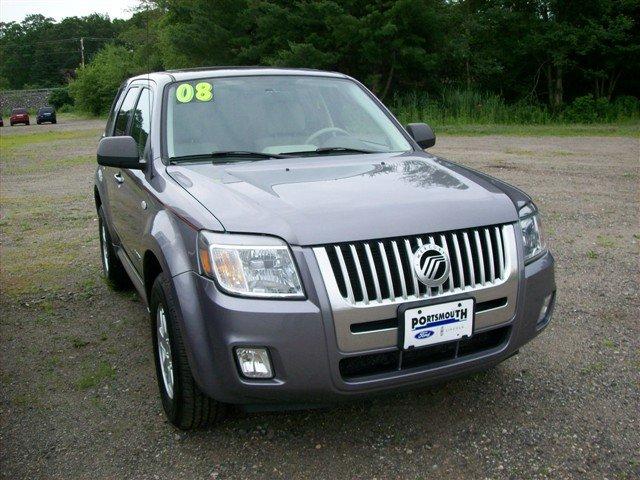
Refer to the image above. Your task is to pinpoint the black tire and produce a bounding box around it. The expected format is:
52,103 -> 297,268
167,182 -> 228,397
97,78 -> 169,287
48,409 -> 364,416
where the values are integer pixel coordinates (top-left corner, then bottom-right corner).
150,273 -> 224,429
37,120 -> 41,125
98,206 -> 131,290
26,121 -> 30,125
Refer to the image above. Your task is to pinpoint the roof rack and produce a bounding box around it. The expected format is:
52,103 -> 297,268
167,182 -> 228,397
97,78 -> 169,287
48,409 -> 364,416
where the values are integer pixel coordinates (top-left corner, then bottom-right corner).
165,65 -> 325,73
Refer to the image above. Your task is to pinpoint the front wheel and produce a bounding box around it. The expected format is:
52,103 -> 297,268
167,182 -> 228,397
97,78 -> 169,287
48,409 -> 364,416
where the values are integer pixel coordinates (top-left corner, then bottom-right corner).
150,273 -> 224,429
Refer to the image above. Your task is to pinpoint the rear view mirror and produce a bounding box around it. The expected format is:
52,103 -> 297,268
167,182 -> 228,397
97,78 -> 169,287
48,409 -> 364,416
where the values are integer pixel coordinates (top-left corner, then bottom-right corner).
405,123 -> 436,149
97,136 -> 143,169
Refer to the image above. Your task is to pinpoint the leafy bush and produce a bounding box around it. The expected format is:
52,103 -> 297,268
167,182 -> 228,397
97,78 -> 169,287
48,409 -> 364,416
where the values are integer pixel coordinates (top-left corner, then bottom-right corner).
563,95 -> 607,123
69,45 -> 140,116
48,87 -> 73,109
391,89 -> 553,125
392,89 -> 640,126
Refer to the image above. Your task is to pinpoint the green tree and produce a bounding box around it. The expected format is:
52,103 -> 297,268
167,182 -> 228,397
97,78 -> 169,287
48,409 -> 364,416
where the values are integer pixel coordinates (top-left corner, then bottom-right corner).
69,44 -> 140,115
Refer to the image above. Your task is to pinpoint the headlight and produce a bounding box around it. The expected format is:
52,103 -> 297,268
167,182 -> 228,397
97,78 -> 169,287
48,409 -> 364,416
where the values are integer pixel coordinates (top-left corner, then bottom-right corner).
197,231 -> 304,298
519,203 -> 546,263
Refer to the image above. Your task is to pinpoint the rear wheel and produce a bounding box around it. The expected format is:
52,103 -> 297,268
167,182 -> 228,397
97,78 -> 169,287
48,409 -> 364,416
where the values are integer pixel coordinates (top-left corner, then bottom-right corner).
98,206 -> 130,289
150,273 -> 224,430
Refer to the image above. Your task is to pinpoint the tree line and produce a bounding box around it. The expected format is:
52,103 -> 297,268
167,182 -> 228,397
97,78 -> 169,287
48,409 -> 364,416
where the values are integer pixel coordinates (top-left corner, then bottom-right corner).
1,0 -> 638,119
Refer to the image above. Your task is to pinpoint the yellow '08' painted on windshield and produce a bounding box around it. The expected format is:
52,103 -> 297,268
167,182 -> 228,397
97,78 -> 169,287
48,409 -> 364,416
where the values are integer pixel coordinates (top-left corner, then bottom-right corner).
175,82 -> 213,103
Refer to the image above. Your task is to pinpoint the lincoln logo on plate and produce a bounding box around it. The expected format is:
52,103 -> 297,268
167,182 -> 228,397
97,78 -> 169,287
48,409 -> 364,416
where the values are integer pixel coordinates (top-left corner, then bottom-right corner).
414,243 -> 450,287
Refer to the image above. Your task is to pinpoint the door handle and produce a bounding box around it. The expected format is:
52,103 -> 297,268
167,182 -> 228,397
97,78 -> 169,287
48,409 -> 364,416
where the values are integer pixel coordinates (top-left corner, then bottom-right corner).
113,172 -> 124,184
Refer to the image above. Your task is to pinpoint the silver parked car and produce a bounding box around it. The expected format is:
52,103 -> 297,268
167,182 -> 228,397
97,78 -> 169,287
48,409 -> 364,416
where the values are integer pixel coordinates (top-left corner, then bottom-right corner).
94,68 -> 555,429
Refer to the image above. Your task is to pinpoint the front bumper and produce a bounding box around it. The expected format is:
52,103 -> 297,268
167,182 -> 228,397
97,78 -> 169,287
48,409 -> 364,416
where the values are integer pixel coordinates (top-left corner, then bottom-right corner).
171,248 -> 555,406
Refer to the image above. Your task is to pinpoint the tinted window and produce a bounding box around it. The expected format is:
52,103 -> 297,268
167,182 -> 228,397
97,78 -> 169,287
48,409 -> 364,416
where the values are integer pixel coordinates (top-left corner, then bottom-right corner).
165,76 -> 411,158
105,82 -> 127,135
12,108 -> 27,114
39,107 -> 54,114
113,87 -> 139,136
130,88 -> 153,156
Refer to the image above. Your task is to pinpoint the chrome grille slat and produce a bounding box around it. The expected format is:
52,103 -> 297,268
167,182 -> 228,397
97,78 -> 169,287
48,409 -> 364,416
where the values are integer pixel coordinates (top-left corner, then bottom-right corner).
364,243 -> 382,302
349,244 -> 369,305
404,239 -> 419,297
334,246 -> 354,304
391,241 -> 408,299
495,226 -> 505,280
473,230 -> 486,286
484,228 -> 495,282
378,242 -> 395,302
462,232 -> 476,287
440,234 -> 455,293
325,224 -> 511,306
452,233 -> 465,287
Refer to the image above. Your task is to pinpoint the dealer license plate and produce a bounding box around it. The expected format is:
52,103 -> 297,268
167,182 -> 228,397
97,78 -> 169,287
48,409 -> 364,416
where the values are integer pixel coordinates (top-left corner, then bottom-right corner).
401,298 -> 474,350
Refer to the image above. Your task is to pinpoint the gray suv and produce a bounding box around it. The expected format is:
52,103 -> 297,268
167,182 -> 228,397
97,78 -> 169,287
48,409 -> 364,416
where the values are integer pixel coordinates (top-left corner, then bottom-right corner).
95,68 -> 555,429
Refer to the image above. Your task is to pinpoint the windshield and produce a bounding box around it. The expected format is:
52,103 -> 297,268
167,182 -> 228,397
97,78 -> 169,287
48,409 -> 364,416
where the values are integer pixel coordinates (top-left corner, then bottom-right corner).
165,75 -> 412,160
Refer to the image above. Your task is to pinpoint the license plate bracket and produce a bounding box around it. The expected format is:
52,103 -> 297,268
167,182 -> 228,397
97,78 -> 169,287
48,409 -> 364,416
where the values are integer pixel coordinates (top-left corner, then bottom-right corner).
398,298 -> 475,350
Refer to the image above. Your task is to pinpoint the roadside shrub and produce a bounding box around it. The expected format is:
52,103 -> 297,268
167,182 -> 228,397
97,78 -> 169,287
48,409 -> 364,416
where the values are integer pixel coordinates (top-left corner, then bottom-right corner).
48,87 -> 73,109
392,89 -> 640,126
563,95 -> 606,123
610,96 -> 640,120
391,88 -> 553,125
70,44 -> 140,116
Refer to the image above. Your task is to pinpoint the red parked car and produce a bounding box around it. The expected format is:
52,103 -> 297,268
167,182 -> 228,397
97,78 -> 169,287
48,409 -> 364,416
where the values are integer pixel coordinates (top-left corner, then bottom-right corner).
10,108 -> 30,126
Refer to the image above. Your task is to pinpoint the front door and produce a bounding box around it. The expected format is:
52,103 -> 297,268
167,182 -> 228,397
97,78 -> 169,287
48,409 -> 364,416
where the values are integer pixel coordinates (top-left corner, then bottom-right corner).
105,86 -> 153,274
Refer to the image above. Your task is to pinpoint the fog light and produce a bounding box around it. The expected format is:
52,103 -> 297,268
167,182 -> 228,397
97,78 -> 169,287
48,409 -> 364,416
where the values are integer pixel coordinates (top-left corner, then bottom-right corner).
537,293 -> 554,324
235,347 -> 273,379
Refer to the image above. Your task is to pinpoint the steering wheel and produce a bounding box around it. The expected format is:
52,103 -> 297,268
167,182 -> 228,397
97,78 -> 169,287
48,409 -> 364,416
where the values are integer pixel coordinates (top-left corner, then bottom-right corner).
305,127 -> 351,146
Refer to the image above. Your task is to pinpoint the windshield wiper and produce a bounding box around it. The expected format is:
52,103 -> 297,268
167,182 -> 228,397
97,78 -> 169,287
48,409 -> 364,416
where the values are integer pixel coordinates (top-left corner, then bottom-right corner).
170,151 -> 286,164
281,146 -> 379,156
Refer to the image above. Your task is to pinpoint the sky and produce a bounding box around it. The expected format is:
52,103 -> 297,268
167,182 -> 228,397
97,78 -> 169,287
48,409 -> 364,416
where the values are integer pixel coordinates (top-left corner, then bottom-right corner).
0,0 -> 137,23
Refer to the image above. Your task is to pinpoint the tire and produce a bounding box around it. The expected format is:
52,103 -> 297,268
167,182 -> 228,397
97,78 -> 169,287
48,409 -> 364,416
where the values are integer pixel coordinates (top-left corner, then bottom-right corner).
26,121 -> 30,125
98,206 -> 131,290
150,273 -> 224,430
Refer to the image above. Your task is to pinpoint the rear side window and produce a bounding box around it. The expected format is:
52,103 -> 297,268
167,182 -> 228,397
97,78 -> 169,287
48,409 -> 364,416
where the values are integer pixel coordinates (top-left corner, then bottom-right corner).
130,88 -> 153,156
113,87 -> 139,136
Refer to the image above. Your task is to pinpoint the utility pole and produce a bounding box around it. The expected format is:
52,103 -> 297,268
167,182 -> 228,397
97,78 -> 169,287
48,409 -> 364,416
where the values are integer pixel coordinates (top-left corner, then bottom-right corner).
80,37 -> 85,68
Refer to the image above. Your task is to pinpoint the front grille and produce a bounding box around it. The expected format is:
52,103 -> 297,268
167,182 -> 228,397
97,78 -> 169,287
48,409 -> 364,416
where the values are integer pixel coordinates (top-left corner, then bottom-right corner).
322,224 -> 511,306
339,326 -> 511,380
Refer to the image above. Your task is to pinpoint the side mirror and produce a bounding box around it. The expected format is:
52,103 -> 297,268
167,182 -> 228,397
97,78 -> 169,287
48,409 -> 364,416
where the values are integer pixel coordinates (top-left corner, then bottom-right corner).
97,136 -> 144,169
405,123 -> 436,149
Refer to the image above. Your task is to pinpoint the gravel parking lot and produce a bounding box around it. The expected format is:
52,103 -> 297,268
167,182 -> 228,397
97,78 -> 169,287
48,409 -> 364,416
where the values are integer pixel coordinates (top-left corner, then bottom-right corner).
0,119 -> 638,479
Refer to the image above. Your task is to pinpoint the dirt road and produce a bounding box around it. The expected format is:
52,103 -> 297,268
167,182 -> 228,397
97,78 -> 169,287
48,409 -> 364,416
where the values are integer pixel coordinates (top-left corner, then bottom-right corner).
1,118 -> 638,479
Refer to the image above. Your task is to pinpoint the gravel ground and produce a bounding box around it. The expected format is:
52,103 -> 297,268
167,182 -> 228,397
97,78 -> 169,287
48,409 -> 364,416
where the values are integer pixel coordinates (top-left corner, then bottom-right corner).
0,119 -> 638,479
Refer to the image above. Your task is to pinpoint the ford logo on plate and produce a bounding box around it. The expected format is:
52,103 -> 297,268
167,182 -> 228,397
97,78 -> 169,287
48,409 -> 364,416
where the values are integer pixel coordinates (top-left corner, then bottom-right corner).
415,330 -> 435,340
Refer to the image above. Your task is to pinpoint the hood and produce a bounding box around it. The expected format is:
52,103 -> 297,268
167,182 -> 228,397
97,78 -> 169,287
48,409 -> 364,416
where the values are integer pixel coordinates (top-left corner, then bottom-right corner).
167,152 -> 518,246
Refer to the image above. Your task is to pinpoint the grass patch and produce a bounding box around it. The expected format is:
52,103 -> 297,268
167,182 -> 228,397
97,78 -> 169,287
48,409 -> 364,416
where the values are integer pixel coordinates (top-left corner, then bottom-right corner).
596,235 -> 616,248
2,154 -> 94,175
0,129 -> 99,150
75,361 -> 116,390
433,123 -> 640,137
587,250 -> 599,259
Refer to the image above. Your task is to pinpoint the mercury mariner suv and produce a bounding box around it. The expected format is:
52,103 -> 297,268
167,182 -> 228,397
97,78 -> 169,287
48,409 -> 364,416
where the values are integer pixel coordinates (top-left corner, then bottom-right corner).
95,68 -> 555,429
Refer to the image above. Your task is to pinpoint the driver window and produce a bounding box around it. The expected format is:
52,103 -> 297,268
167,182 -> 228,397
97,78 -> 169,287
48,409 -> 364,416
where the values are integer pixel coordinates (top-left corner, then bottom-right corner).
130,88 -> 153,156
113,87 -> 139,136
